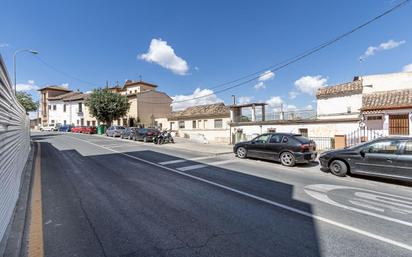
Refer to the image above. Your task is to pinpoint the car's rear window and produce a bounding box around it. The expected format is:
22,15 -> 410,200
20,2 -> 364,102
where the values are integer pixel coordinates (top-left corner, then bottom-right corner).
293,135 -> 311,143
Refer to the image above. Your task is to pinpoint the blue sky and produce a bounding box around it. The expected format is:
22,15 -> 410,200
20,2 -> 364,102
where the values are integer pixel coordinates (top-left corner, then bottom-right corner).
1,0 -> 411,111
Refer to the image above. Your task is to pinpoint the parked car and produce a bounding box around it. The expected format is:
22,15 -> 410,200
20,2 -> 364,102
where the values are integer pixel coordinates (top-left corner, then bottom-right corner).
58,125 -> 72,132
133,128 -> 160,142
319,136 -> 412,182
233,133 -> 317,166
106,126 -> 125,137
71,126 -> 85,133
40,123 -> 60,132
121,127 -> 139,139
81,126 -> 97,134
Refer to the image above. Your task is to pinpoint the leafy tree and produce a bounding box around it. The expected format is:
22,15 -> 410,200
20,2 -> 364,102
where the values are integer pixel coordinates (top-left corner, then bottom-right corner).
16,92 -> 38,113
85,88 -> 130,125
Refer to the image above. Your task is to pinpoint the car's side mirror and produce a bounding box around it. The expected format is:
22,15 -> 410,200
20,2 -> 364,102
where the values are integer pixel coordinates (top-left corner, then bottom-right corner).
360,149 -> 366,158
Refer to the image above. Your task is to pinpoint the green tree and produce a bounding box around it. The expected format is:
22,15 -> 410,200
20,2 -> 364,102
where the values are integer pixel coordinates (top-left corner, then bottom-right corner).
16,92 -> 38,113
85,88 -> 130,125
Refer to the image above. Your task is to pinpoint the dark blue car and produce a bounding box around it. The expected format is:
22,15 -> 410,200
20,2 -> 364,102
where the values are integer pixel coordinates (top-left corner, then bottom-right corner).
59,125 -> 72,132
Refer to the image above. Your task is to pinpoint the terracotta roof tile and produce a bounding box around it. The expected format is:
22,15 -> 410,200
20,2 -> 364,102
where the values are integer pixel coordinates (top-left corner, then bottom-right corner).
62,93 -> 89,101
316,80 -> 363,99
170,103 -> 229,120
47,91 -> 78,100
362,89 -> 412,111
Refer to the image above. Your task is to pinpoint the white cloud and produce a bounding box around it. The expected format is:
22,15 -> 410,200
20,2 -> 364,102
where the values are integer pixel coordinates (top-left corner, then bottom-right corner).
266,96 -> 284,108
403,63 -> 412,72
360,39 -> 406,61
139,38 -> 189,75
238,96 -> 253,105
288,91 -> 299,99
258,70 -> 275,81
194,66 -> 199,71
285,104 -> 297,111
0,43 -> 9,48
16,80 -> 39,91
294,75 -> 328,95
171,88 -> 223,111
304,104 -> 313,110
254,82 -> 266,90
60,83 -> 69,89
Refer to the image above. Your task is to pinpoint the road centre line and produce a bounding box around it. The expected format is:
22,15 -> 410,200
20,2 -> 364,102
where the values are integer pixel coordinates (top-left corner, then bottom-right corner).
67,135 -> 412,252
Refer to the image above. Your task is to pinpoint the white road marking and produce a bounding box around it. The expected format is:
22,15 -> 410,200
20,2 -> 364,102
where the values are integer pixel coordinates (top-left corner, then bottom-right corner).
67,135 -> 412,252
178,164 -> 207,171
159,156 -> 215,165
304,184 -> 412,227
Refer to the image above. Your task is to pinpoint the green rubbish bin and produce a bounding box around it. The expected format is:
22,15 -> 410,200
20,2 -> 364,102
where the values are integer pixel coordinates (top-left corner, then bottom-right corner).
97,125 -> 107,135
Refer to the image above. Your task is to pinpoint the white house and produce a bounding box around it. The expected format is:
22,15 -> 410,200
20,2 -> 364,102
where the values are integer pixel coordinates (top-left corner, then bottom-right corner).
155,103 -> 231,143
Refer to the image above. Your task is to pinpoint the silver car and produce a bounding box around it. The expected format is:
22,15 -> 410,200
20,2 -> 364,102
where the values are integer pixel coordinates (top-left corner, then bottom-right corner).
105,126 -> 125,137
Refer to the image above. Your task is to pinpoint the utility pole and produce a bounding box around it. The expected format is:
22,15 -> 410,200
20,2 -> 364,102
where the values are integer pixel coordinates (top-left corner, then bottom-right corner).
231,95 -> 236,105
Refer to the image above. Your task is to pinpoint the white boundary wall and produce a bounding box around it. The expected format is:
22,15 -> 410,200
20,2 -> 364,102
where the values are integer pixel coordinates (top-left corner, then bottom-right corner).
0,56 -> 30,242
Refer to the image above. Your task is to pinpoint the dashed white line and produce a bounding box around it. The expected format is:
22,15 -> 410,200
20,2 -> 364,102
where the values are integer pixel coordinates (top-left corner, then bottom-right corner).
159,156 -> 215,165
67,135 -> 412,252
178,164 -> 207,171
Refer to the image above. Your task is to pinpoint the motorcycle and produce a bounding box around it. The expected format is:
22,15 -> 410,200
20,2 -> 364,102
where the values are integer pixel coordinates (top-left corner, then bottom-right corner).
154,131 -> 174,145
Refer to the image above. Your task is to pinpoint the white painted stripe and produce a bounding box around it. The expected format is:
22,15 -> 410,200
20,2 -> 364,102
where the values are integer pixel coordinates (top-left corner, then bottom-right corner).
177,164 -> 207,171
67,135 -> 412,252
159,155 -> 215,165
206,159 -> 236,166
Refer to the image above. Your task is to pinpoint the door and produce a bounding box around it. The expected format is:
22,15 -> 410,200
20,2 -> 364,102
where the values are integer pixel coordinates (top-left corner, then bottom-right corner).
389,114 -> 409,135
395,140 -> 412,180
247,134 -> 270,158
354,139 -> 402,177
265,134 -> 284,160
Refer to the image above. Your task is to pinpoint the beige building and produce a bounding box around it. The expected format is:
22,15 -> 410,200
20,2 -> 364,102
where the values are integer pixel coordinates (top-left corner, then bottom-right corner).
156,103 -> 231,144
110,80 -> 172,127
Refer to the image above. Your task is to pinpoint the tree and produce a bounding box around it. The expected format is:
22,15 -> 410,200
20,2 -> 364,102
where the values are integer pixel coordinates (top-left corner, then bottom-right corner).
16,92 -> 38,113
85,88 -> 130,125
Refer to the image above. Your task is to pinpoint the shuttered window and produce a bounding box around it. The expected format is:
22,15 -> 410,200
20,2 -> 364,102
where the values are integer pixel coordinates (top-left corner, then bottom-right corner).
389,114 -> 409,135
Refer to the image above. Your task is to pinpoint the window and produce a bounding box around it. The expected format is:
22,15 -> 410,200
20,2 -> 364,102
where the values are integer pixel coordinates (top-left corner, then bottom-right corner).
347,106 -> 351,114
267,128 -> 276,133
134,90 -> 137,93
214,119 -> 223,129
48,105 -> 51,110
403,141 -> 412,155
269,134 -> 282,143
367,116 -> 382,120
179,120 -> 185,129
365,140 -> 401,154
63,104 -> 66,112
192,120 -> 196,129
53,105 -> 56,110
299,128 -> 308,137
77,120 -> 79,125
87,121 -> 90,126
63,120 -> 66,125
78,103 -> 83,113
80,118 -> 84,126
92,121 -> 96,127
253,134 -> 270,144
170,122 -> 174,130
51,120 -> 55,123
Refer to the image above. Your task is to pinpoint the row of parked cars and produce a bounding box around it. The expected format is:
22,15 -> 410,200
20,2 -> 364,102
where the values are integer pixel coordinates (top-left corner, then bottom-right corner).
233,132 -> 412,183
105,126 -> 162,142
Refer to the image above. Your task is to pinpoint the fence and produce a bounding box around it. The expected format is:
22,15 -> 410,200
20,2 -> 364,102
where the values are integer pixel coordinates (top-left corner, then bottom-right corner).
346,128 -> 388,147
0,55 -> 30,243
308,137 -> 335,151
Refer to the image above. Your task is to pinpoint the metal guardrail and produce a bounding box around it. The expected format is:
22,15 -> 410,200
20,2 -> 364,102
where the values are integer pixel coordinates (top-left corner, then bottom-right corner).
0,55 -> 30,242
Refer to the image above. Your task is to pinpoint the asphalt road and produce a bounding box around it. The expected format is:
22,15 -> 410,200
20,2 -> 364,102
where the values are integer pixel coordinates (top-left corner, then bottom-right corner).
30,132 -> 412,257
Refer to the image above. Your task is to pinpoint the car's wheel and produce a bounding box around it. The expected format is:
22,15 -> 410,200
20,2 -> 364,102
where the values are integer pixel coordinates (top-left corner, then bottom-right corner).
112,133 -> 115,138
143,136 -> 147,143
236,147 -> 247,159
128,135 -> 131,140
280,152 -> 296,167
133,136 -> 137,141
329,160 -> 348,177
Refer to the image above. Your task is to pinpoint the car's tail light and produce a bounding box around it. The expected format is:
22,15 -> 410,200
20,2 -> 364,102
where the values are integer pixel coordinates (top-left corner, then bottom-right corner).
300,144 -> 310,152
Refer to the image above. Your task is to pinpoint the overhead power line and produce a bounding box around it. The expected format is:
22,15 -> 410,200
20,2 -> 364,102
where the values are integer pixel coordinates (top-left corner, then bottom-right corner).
34,55 -> 101,87
171,0 -> 410,104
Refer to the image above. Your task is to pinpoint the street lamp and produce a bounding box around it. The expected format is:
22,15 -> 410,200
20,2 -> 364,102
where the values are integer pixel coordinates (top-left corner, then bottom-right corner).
13,49 -> 39,94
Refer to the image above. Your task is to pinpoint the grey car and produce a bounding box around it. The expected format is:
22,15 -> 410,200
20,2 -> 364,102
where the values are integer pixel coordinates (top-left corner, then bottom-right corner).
105,126 -> 125,137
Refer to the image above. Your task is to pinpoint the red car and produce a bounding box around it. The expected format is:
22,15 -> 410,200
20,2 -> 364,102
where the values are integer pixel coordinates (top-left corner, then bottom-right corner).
71,126 -> 84,133
81,126 -> 97,134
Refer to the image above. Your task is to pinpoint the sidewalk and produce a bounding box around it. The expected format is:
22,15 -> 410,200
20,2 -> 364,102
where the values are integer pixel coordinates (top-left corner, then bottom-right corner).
160,137 -> 234,155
